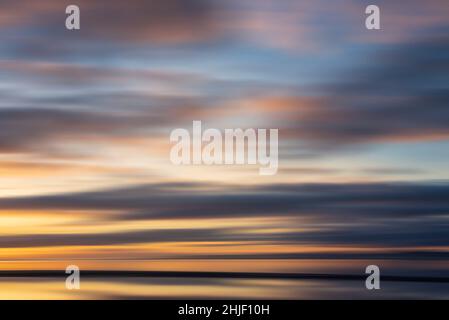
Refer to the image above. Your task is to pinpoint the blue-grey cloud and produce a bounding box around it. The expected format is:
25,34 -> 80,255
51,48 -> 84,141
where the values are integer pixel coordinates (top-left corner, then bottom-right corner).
0,182 -> 448,249
283,33 -> 449,147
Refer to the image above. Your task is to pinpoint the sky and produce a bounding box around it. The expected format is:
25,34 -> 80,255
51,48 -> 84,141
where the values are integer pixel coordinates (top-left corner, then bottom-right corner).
0,0 -> 448,294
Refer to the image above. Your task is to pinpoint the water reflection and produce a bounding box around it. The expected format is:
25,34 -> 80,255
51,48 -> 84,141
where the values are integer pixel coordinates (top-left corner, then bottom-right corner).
1,259 -> 448,299
1,277 -> 448,300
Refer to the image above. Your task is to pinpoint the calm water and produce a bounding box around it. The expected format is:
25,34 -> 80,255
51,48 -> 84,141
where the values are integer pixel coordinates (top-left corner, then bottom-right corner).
1,277 -> 448,299
1,259 -> 448,299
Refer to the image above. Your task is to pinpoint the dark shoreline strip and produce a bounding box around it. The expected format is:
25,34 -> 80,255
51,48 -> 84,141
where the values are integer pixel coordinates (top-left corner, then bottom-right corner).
0,270 -> 448,283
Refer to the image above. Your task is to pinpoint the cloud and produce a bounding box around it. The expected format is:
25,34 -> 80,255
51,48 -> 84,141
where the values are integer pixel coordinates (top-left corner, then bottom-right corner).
1,3 -> 448,159
0,0 -> 220,44
0,60 -> 209,87
0,180 -> 447,250
1,181 -> 449,219
182,251 -> 449,261
0,94 -> 212,155
302,34 -> 449,146
0,213 -> 447,249
0,228 -> 232,248
0,108 -> 140,153
2,0 -> 448,60
237,33 -> 449,150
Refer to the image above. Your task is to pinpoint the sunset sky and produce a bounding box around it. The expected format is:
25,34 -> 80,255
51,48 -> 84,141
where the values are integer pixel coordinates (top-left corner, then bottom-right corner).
0,0 -> 448,295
